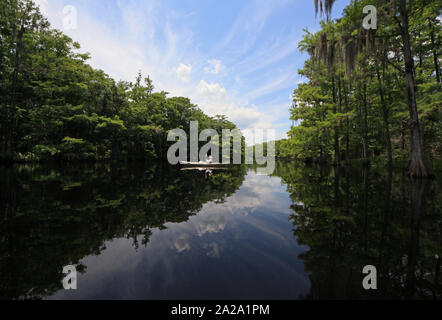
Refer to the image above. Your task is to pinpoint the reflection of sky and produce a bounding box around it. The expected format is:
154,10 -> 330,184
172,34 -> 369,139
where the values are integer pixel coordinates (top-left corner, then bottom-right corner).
49,171 -> 309,300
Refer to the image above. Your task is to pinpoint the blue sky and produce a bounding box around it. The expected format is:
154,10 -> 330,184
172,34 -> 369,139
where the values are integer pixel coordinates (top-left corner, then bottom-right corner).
36,0 -> 350,142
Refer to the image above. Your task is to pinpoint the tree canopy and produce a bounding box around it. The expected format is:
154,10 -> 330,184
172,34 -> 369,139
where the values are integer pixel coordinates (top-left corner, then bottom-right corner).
0,0 -> 239,163
277,0 -> 441,177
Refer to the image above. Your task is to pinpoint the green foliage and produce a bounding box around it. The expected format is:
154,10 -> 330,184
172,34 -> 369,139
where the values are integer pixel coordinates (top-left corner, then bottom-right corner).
32,144 -> 58,159
278,0 -> 441,168
59,137 -> 97,161
0,0 -> 241,162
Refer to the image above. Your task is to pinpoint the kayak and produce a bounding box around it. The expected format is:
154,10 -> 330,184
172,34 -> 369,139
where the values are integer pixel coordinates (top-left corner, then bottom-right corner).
179,161 -> 228,167
180,167 -> 227,171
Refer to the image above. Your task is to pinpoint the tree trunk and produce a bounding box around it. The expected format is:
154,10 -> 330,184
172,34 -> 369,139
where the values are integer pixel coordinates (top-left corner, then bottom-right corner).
362,165 -> 369,252
332,75 -> 340,166
362,83 -> 369,165
398,1 -> 430,177
401,121 -> 406,151
6,20 -> 24,160
337,76 -> 343,164
429,20 -> 440,84
376,64 -> 393,166
343,81 -> 351,166
405,178 -> 431,298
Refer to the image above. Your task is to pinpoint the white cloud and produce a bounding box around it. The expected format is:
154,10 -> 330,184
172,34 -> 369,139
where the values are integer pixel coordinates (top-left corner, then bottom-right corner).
203,242 -> 222,258
246,72 -> 293,100
195,80 -> 273,131
204,59 -> 222,74
215,0 -> 290,56
175,63 -> 192,82
34,0 -> 48,14
196,213 -> 226,237
197,80 -> 227,98
173,233 -> 191,252
34,0 -> 291,141
232,31 -> 301,76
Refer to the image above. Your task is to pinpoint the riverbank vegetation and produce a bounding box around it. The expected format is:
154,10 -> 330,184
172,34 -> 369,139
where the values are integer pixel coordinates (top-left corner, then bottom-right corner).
0,0 -> 238,163
277,0 -> 441,177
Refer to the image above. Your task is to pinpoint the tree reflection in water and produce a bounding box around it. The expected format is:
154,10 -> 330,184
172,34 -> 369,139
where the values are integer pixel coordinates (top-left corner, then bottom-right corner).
0,163 -> 246,299
0,161 -> 440,300
273,162 -> 441,300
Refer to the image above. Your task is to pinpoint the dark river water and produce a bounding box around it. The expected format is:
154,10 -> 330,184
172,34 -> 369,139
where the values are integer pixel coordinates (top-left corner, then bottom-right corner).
0,161 -> 440,300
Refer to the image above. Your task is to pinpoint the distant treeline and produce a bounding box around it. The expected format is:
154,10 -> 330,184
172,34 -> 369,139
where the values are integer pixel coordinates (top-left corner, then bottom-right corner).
277,0 -> 441,175
0,0 -> 238,163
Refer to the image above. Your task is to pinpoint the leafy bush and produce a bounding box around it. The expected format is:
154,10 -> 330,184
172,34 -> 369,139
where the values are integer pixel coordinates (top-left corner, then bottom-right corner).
59,137 -> 97,161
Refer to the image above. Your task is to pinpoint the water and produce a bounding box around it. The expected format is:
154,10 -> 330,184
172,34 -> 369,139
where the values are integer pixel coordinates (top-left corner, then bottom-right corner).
0,162 -> 440,300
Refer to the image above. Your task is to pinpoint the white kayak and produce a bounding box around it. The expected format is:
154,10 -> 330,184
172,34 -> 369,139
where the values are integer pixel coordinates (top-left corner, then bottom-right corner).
179,161 -> 227,167
180,167 -> 227,171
